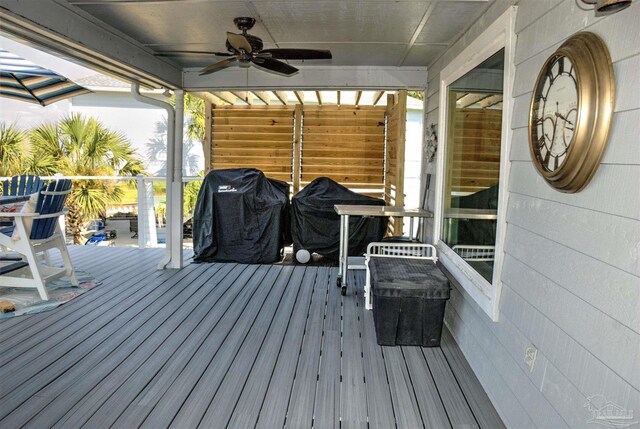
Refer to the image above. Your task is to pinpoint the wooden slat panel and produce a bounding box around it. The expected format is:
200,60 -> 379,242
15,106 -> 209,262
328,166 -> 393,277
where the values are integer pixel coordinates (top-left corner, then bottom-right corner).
449,107 -> 502,194
301,173 -> 384,183
213,133 -> 293,142
301,105 -> 385,190
303,117 -> 385,127
212,105 -> 294,178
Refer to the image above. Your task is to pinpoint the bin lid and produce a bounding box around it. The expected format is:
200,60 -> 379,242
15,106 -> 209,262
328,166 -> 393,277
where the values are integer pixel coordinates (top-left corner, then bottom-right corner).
370,257 -> 450,299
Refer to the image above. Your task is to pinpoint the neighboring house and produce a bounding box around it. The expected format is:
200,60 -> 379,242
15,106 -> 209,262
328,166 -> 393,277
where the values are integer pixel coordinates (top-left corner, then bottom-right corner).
72,75 -> 204,176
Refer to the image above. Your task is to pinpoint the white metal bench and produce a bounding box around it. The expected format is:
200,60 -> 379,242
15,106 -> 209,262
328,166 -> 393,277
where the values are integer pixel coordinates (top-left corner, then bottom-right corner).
451,244 -> 495,261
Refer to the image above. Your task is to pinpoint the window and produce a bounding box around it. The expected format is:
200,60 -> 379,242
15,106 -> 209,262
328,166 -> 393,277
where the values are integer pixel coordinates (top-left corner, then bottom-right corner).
433,7 -> 516,321
442,49 -> 504,283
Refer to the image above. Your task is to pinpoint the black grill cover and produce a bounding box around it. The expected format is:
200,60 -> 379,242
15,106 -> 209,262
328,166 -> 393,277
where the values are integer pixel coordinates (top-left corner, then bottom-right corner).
291,177 -> 387,259
193,168 -> 291,263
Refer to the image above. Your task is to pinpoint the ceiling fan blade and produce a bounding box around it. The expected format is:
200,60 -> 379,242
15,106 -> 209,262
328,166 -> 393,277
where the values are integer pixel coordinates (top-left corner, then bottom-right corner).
251,57 -> 298,75
154,50 -> 232,57
227,32 -> 253,53
259,49 -> 332,60
199,57 -> 238,75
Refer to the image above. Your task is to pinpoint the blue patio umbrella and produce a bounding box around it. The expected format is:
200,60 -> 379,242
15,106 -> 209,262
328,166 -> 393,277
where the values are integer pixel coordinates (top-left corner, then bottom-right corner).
0,49 -> 91,106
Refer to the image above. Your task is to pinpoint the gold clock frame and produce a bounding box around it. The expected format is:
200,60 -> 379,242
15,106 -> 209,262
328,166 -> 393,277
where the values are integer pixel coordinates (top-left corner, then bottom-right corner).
528,32 -> 615,193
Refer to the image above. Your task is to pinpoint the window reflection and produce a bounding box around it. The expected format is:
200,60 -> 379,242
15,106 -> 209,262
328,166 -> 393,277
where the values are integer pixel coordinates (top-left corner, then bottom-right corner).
441,48 -> 504,282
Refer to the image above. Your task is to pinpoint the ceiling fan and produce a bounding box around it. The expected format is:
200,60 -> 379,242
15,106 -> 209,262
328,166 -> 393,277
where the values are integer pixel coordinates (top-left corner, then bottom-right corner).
156,17 -> 332,76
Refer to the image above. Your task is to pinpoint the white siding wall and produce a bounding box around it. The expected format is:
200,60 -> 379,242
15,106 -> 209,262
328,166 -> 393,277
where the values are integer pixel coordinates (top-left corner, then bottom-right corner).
424,0 -> 640,427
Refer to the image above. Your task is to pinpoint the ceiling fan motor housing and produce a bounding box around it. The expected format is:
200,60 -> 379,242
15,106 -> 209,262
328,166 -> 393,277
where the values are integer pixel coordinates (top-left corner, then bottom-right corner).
234,17 -> 256,32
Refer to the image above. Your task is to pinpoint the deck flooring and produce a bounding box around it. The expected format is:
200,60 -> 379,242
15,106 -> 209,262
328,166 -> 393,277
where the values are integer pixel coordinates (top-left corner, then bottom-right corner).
0,246 -> 505,429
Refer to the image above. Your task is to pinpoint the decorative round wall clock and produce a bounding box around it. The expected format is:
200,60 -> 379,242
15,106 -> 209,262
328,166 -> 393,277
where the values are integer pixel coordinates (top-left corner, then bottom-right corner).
528,32 -> 614,193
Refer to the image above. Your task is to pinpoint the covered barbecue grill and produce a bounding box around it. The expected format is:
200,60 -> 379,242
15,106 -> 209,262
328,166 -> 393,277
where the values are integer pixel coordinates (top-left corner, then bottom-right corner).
291,177 -> 387,261
193,168 -> 290,264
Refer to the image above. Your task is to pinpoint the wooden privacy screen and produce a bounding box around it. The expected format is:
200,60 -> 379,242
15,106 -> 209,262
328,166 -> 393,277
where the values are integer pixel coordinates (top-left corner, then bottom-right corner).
384,91 -> 407,234
300,105 -> 386,196
210,106 -> 295,183
449,107 -> 502,194
209,104 -> 391,198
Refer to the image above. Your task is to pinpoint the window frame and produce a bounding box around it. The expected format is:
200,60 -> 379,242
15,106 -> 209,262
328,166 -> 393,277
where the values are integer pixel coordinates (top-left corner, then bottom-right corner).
433,7 -> 517,321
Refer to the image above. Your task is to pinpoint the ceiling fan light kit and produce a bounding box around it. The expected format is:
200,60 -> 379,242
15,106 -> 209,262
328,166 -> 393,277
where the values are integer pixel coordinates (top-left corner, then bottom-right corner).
182,16 -> 333,76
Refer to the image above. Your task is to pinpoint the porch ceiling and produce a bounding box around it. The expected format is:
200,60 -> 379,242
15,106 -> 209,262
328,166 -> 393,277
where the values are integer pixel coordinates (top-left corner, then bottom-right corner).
0,0 -> 493,90
66,0 -> 491,69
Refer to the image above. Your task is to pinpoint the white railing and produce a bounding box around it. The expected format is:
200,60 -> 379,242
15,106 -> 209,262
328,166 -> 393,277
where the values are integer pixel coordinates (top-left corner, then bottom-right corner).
1,174 -> 204,249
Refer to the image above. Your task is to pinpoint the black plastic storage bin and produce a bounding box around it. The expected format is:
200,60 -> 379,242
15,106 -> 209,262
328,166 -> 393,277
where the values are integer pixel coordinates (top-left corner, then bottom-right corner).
369,257 -> 450,347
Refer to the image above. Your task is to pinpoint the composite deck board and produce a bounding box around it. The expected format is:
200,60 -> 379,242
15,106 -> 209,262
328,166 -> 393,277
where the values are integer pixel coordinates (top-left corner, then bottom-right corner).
197,266 -> 299,428
423,346 -> 480,428
222,267 -> 308,429
9,262 -> 228,428
284,266 -> 329,429
138,265 -> 277,429
312,268 -> 341,429
0,248 -> 160,355
383,345 -> 425,427
0,258 -> 188,411
0,260 -> 209,424
176,266 -> 294,428
440,329 -> 506,429
0,246 -> 142,338
253,268 -> 319,429
0,247 -> 504,429
109,264 -> 262,429
43,263 -> 237,429
340,270 -> 368,428
402,347 -> 452,429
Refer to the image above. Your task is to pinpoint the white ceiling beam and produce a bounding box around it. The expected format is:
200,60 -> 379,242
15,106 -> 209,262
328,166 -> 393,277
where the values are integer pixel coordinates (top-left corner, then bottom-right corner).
273,91 -> 288,105
397,2 -> 437,66
252,91 -> 272,105
457,93 -> 491,108
0,0 -> 182,88
372,91 -> 385,106
294,91 -> 304,105
315,91 -> 323,106
183,66 -> 427,91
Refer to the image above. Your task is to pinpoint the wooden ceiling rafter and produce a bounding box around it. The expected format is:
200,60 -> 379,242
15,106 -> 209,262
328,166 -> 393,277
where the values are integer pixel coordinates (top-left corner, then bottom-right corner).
252,91 -> 272,105
231,91 -> 253,105
478,94 -> 503,109
214,91 -> 238,105
457,92 -> 492,109
372,91 -> 385,106
355,90 -> 362,106
315,91 -> 323,105
294,91 -> 304,105
273,91 -> 288,105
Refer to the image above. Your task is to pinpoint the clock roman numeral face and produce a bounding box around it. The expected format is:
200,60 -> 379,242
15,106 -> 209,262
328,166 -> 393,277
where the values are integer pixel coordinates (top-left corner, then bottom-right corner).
531,55 -> 578,172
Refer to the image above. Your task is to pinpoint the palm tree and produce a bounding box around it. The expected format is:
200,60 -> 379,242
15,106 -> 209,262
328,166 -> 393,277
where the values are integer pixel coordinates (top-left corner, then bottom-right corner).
0,122 -> 28,177
29,114 -> 145,243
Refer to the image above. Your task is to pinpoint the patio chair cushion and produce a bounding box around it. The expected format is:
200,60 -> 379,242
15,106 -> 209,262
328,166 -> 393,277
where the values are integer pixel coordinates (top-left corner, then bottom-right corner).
11,193 -> 38,240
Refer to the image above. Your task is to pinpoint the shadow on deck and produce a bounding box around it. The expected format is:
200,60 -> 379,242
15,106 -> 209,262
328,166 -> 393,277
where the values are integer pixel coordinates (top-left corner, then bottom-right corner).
0,246 -> 504,428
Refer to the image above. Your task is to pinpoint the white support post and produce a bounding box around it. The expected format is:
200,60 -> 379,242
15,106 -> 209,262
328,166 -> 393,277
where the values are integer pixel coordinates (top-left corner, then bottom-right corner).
136,174 -> 146,249
169,90 -> 184,269
131,83 -> 175,268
